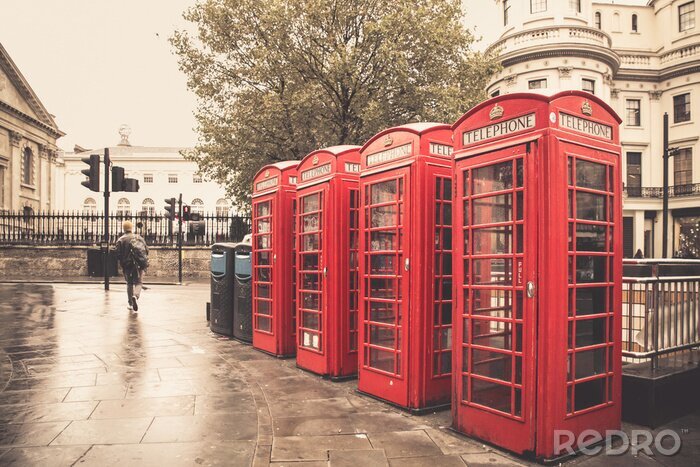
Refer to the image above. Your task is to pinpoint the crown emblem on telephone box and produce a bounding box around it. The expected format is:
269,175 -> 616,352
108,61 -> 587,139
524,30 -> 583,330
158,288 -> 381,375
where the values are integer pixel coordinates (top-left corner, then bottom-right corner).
489,104 -> 504,120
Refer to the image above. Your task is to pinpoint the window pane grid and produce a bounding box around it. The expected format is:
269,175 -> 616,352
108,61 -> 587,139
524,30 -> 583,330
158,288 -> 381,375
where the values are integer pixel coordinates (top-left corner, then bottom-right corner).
433,176 -> 453,376
349,189 -> 360,352
460,157 -> 525,420
625,99 -> 641,126
298,192 -> 323,352
531,0 -> 547,14
673,93 -> 691,123
680,2 -> 695,32
253,200 -> 273,334
567,155 -> 615,415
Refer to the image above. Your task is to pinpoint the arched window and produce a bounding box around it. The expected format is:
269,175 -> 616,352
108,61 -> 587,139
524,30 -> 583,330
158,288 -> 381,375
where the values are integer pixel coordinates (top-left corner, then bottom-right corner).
191,198 -> 205,215
22,147 -> 33,185
216,198 -> 231,217
632,14 -> 638,32
83,197 -> 97,213
141,198 -> 155,216
595,12 -> 602,29
116,198 -> 131,217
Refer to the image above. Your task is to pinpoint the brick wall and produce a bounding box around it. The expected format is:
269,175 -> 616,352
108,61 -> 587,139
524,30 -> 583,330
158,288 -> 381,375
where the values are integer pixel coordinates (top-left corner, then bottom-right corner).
0,245 -> 211,281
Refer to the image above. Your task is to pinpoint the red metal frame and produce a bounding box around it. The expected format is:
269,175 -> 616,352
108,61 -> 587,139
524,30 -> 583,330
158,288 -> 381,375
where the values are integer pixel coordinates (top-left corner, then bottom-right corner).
358,123 -> 454,411
451,92 -> 622,460
295,145 -> 362,379
252,161 -> 300,357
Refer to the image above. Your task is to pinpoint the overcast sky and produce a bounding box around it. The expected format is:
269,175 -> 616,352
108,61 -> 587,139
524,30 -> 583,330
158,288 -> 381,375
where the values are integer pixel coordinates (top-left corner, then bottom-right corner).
2,0 -> 643,152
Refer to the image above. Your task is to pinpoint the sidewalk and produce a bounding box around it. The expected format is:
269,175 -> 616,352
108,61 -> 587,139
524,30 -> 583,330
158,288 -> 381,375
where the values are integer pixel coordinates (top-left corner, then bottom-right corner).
0,283 -> 696,466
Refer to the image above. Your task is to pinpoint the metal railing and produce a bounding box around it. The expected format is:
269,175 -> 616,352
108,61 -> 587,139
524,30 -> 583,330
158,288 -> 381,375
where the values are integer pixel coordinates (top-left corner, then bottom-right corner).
0,210 -> 251,247
624,183 -> 700,198
622,259 -> 700,369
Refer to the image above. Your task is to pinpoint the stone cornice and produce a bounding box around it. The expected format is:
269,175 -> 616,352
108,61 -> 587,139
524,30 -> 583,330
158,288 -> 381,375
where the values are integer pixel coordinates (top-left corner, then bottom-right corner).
0,100 -> 64,139
500,47 -> 621,74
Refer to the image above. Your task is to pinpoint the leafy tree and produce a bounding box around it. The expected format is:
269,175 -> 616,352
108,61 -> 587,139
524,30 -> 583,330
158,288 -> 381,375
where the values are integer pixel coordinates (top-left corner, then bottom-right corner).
171,0 -> 499,208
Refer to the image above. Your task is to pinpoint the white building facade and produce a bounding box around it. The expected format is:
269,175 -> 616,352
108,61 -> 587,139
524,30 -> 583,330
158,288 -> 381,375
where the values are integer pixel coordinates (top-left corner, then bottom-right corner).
487,0 -> 699,258
58,129 -> 235,217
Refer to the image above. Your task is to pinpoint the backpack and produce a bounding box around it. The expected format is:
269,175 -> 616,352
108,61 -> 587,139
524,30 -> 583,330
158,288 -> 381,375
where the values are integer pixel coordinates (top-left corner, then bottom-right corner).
124,235 -> 149,270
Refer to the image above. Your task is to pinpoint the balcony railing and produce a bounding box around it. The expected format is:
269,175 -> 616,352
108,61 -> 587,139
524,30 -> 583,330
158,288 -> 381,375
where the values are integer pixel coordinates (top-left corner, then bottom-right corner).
624,183 -> 700,199
622,259 -> 700,369
487,25 -> 612,56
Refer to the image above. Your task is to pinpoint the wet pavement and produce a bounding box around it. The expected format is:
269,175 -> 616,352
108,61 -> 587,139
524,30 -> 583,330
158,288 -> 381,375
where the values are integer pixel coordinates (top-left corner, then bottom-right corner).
0,283 -> 698,466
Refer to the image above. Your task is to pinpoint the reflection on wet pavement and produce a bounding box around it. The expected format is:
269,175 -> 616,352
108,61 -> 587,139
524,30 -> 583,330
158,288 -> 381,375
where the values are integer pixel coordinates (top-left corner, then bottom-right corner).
0,283 -> 698,466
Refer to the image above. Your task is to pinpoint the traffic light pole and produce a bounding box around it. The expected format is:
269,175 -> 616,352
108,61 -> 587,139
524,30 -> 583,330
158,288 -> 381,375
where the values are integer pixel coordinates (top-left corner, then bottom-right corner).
103,148 -> 111,290
178,193 -> 183,284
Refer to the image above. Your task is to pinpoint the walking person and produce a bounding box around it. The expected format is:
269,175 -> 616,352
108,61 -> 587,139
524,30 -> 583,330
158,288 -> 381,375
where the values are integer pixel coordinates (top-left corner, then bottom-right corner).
115,220 -> 149,312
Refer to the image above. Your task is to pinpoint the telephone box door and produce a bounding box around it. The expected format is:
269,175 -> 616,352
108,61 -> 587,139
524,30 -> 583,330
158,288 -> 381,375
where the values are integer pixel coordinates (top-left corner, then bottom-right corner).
360,168 -> 410,406
253,194 -> 275,340
297,184 -> 329,371
455,144 -> 537,454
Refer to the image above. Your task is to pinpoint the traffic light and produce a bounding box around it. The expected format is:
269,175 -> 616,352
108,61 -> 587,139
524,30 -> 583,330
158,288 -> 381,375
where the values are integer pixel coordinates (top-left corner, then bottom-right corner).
81,154 -> 100,191
112,166 -> 124,192
164,198 -> 176,220
182,204 -> 191,221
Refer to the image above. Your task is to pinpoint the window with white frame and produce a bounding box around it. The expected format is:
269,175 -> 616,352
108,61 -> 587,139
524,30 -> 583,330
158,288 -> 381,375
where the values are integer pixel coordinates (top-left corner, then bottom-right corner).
168,174 -> 178,183
626,99 -> 641,126
569,0 -> 581,13
143,173 -> 153,183
626,152 -> 642,196
503,0 -> 511,25
674,148 -> 693,186
193,174 -> 203,183
22,147 -> 33,185
530,0 -> 547,14
491,89 -> 501,98
632,14 -> 638,32
679,2 -> 695,32
528,78 -> 547,90
582,79 -> 596,94
595,12 -> 602,29
216,199 -> 230,217
191,198 -> 205,214
83,197 -> 97,213
674,93 -> 691,123
141,198 -> 155,216
116,198 -> 131,217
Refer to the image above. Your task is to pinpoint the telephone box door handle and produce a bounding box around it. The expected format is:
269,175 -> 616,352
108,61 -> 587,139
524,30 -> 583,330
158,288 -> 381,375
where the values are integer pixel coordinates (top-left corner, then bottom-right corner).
404,258 -> 410,271
526,281 -> 536,298
323,267 -> 327,277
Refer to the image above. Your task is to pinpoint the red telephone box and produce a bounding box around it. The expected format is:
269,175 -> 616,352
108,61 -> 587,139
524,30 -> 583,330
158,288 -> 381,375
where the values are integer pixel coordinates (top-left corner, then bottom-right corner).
252,161 -> 300,357
295,145 -> 362,379
451,92 -> 622,460
358,123 -> 454,411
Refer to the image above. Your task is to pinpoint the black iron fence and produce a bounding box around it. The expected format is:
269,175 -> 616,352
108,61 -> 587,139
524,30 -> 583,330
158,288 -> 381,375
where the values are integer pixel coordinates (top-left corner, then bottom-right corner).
624,183 -> 700,198
0,211 -> 251,247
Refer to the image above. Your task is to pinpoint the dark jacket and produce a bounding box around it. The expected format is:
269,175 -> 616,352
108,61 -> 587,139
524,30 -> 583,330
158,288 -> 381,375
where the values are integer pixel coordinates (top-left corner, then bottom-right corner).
115,232 -> 149,269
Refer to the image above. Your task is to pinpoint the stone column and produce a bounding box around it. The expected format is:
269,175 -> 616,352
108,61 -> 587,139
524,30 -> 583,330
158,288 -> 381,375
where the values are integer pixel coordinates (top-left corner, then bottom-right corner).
9,130 -> 22,211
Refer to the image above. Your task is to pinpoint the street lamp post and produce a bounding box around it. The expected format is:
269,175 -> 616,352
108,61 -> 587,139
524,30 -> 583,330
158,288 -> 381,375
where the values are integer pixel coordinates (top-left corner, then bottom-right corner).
662,113 -> 680,259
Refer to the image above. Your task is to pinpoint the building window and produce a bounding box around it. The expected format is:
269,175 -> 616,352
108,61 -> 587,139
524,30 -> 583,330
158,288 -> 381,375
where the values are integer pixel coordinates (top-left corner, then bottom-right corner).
83,197 -> 97,213
674,93 -> 691,123
191,198 -> 205,215
193,174 -> 203,183
216,199 -> 230,217
528,78 -> 547,90
626,152 -> 642,196
168,174 -> 178,183
680,2 -> 695,32
632,14 -> 638,32
570,0 -> 581,13
582,79 -> 596,94
116,198 -> 131,217
491,89 -> 501,97
22,147 -> 33,185
503,0 -> 511,25
626,99 -> 641,126
141,198 -> 155,216
530,0 -> 547,14
143,173 -> 153,183
674,148 -> 693,186
613,12 -> 621,31
595,12 -> 602,29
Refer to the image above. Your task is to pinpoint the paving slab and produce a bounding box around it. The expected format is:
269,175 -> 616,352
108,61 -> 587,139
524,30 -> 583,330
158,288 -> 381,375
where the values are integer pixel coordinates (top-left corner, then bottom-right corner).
49,417 -> 152,445
0,420 -> 70,447
8,400 -> 97,424
459,452 -> 528,466
89,395 -> 195,419
329,448 -> 389,467
368,430 -> 444,459
141,412 -> 258,443
388,454 -> 466,467
0,445 -> 90,467
273,411 -> 423,437
271,434 -> 373,461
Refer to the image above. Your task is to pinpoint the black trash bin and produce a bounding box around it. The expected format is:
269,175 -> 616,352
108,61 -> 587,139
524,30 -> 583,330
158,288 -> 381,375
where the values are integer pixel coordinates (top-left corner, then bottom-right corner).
232,239 -> 253,343
210,242 -> 237,336
87,248 -> 119,277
